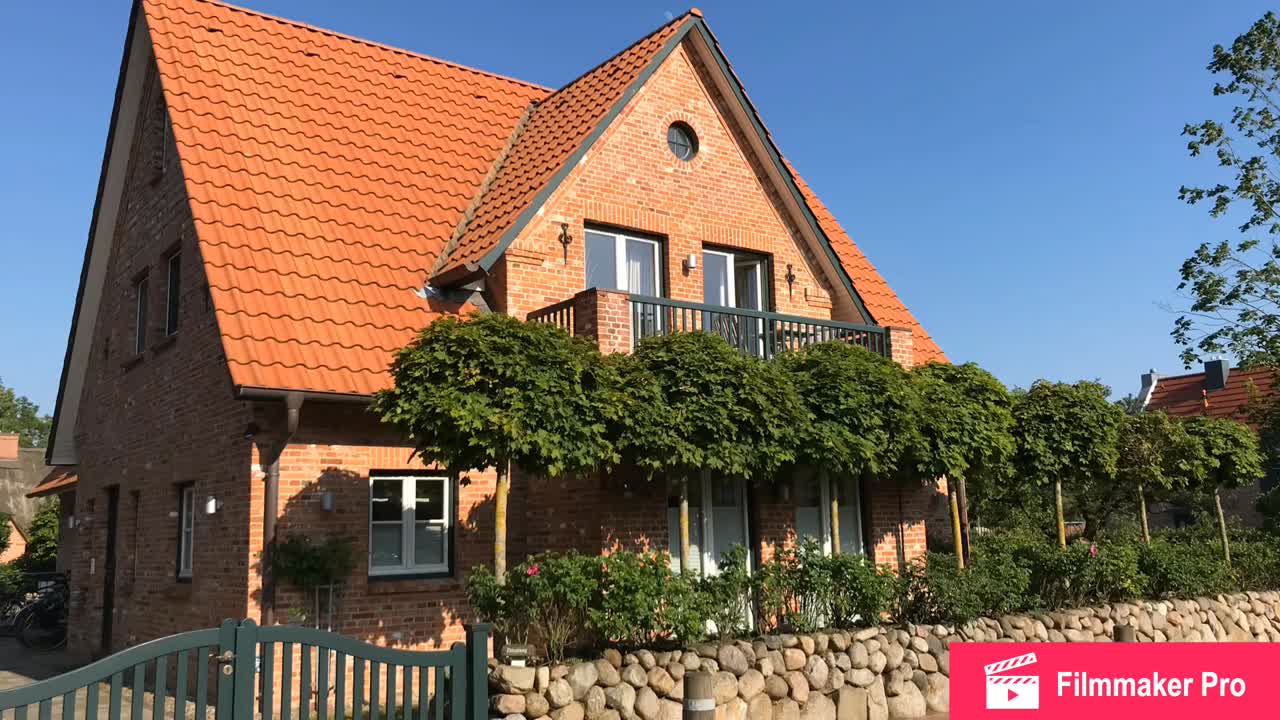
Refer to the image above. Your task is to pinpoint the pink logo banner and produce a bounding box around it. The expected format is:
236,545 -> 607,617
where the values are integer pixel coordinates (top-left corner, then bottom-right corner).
951,642 -> 1278,718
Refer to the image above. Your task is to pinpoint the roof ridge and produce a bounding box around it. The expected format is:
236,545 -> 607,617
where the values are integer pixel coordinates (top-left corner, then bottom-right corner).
543,11 -> 696,99
1155,366 -> 1276,382
171,0 -> 553,93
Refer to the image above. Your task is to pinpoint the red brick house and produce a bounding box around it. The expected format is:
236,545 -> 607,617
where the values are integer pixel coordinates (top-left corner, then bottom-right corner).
47,0 -> 945,656
1140,360 -> 1276,527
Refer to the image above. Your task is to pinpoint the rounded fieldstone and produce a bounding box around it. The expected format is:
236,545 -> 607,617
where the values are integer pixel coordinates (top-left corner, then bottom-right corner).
659,700 -> 682,720
634,687 -> 660,720
551,702 -> 585,720
799,692 -> 836,720
909,636 -> 928,654
720,644 -> 751,676
585,686 -> 608,719
604,683 -> 636,717
781,634 -> 799,648
923,673 -> 948,713
647,667 -> 675,697
623,664 -> 648,688
682,653 -> 703,671
596,660 -> 622,687
847,669 -> 874,688
669,679 -> 683,701
569,663 -> 600,700
917,654 -> 937,674
883,644 -> 903,670
868,651 -> 886,675
552,666 -> 571,680
802,656 -> 829,690
785,671 -> 809,704
527,693 -> 551,718
701,660 -> 720,674
668,663 -> 686,681
494,694 -> 527,715
814,633 -> 830,654
624,654 -> 639,667
599,711 -> 621,720
719,698 -> 748,720
837,686 -> 868,720
853,628 -> 878,642
537,667 -> 552,693
637,651 -> 657,670
604,649 -> 624,669
782,649 -> 806,671
798,635 -> 816,655
747,693 -> 772,720
773,699 -> 800,720
848,644 -> 869,670
503,714 -> 527,720
713,671 -> 740,704
765,674 -> 790,700
831,632 -> 850,652
738,668 -> 765,700
499,666 -> 538,693
735,641 -> 758,665
548,679 -> 575,709
885,683 -> 925,719
757,657 -> 775,678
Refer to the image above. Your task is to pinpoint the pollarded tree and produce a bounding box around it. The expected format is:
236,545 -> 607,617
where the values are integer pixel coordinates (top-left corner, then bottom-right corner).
1181,415 -> 1264,567
616,332 -> 809,570
1116,412 -> 1197,543
1014,381 -> 1123,547
909,362 -> 1015,567
373,313 -> 617,581
778,343 -> 920,556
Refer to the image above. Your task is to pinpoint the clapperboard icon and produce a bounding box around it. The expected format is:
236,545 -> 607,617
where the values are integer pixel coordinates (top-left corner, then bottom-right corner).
984,652 -> 1039,710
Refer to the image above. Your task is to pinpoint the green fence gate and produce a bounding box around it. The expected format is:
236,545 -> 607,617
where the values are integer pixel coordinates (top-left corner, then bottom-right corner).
0,620 -> 490,720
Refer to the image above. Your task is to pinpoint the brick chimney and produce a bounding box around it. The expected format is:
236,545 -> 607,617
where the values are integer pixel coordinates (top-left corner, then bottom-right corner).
0,434 -> 18,461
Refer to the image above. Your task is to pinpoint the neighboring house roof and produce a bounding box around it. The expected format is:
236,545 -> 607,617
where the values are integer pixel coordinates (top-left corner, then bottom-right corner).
51,0 -> 946,460
27,466 -> 79,499
1144,366 -> 1275,426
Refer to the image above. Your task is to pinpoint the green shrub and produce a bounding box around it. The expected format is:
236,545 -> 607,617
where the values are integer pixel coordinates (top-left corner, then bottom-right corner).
698,545 -> 752,638
894,553 -> 988,624
0,563 -> 23,599
467,552 -> 597,662
753,538 -> 833,632
591,551 -> 706,646
271,534 -> 357,590
827,553 -> 895,628
1138,538 -> 1234,597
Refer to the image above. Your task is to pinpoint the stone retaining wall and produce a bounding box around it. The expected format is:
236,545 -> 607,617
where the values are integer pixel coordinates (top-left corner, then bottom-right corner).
488,591 -> 1280,720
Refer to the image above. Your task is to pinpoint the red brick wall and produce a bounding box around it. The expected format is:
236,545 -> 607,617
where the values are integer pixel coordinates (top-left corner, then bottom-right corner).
508,43 -> 857,325
0,520 -> 26,564
67,63 -> 257,654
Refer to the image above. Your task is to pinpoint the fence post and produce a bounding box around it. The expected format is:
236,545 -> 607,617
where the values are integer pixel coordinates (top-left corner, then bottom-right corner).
233,620 -> 260,720
465,624 -> 491,720
1114,623 -> 1136,642
684,672 -> 714,720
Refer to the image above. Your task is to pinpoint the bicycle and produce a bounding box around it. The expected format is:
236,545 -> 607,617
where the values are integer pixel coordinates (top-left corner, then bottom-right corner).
14,577 -> 69,651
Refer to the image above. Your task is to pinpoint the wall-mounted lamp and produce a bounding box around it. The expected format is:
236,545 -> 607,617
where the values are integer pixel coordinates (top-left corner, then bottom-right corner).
319,491 -> 335,512
775,482 -> 792,504
785,264 -> 797,297
682,253 -> 698,273
558,223 -> 572,263
205,496 -> 223,515
66,515 -> 77,530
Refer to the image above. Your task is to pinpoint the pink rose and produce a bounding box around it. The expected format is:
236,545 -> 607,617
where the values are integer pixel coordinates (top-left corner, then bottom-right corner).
1089,544 -> 1098,558
526,564 -> 540,576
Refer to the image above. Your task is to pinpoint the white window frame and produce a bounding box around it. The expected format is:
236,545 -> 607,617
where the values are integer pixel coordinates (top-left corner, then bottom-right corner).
134,275 -> 149,354
794,473 -> 864,557
584,228 -> 663,296
368,475 -> 451,577
164,252 -> 181,337
178,485 -> 195,579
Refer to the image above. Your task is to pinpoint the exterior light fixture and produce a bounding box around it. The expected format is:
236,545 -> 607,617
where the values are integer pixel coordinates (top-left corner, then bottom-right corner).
683,253 -> 698,273
320,491 -> 335,512
558,223 -> 572,263
205,496 -> 223,515
785,264 -> 797,296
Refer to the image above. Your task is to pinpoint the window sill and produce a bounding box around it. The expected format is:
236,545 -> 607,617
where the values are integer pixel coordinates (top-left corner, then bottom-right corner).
120,354 -> 145,373
152,334 -> 177,355
367,572 -> 455,593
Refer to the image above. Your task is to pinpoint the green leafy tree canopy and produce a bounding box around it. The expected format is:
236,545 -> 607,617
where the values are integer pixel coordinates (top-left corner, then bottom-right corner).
1175,12 -> 1280,366
1182,416 -> 1265,494
777,343 -> 918,479
0,378 -> 52,448
908,362 -> 1015,486
372,313 -> 617,477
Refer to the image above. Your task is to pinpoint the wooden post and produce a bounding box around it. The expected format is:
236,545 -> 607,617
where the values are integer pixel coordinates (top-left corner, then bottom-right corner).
1114,623 -> 1136,642
495,462 -> 511,583
825,469 -> 841,555
1054,478 -> 1067,549
1215,488 -> 1232,568
679,475 -> 692,573
1138,480 -> 1150,544
683,672 -> 714,720
949,482 -> 965,570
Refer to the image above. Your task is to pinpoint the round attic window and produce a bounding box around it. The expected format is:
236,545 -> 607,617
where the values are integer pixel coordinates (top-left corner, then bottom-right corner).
667,122 -> 698,161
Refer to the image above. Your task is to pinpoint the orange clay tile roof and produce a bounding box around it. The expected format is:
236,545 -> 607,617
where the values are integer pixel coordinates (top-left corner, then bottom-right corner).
1145,367 -> 1275,427
27,466 -> 78,498
144,0 -> 543,395
433,13 -> 693,278
143,0 -> 944,396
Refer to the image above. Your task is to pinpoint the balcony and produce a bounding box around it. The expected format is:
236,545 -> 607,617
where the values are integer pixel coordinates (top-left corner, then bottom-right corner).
528,290 -> 889,360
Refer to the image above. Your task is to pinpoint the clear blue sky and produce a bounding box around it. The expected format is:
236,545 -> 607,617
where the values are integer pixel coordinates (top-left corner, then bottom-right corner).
0,0 -> 1272,413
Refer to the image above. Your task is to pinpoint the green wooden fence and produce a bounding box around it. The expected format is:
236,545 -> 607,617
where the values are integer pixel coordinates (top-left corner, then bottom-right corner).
0,620 -> 490,720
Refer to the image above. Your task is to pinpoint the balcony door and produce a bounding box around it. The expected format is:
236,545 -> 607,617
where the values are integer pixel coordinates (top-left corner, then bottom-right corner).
703,249 -> 766,353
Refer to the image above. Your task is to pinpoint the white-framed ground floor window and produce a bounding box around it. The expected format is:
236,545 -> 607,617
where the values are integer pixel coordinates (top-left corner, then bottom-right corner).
369,474 -> 451,577
795,471 -> 864,556
666,472 -> 751,576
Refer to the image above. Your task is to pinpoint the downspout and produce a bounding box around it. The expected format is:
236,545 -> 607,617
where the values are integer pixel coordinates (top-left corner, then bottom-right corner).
261,391 -> 303,626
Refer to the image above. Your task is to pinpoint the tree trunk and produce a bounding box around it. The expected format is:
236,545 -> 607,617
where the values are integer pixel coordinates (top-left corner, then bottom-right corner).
956,476 -> 972,564
494,462 -> 511,584
679,475 -> 692,573
1138,479 -> 1150,544
825,468 -> 841,555
1054,478 -> 1067,549
949,481 -> 965,570
1215,488 -> 1232,568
